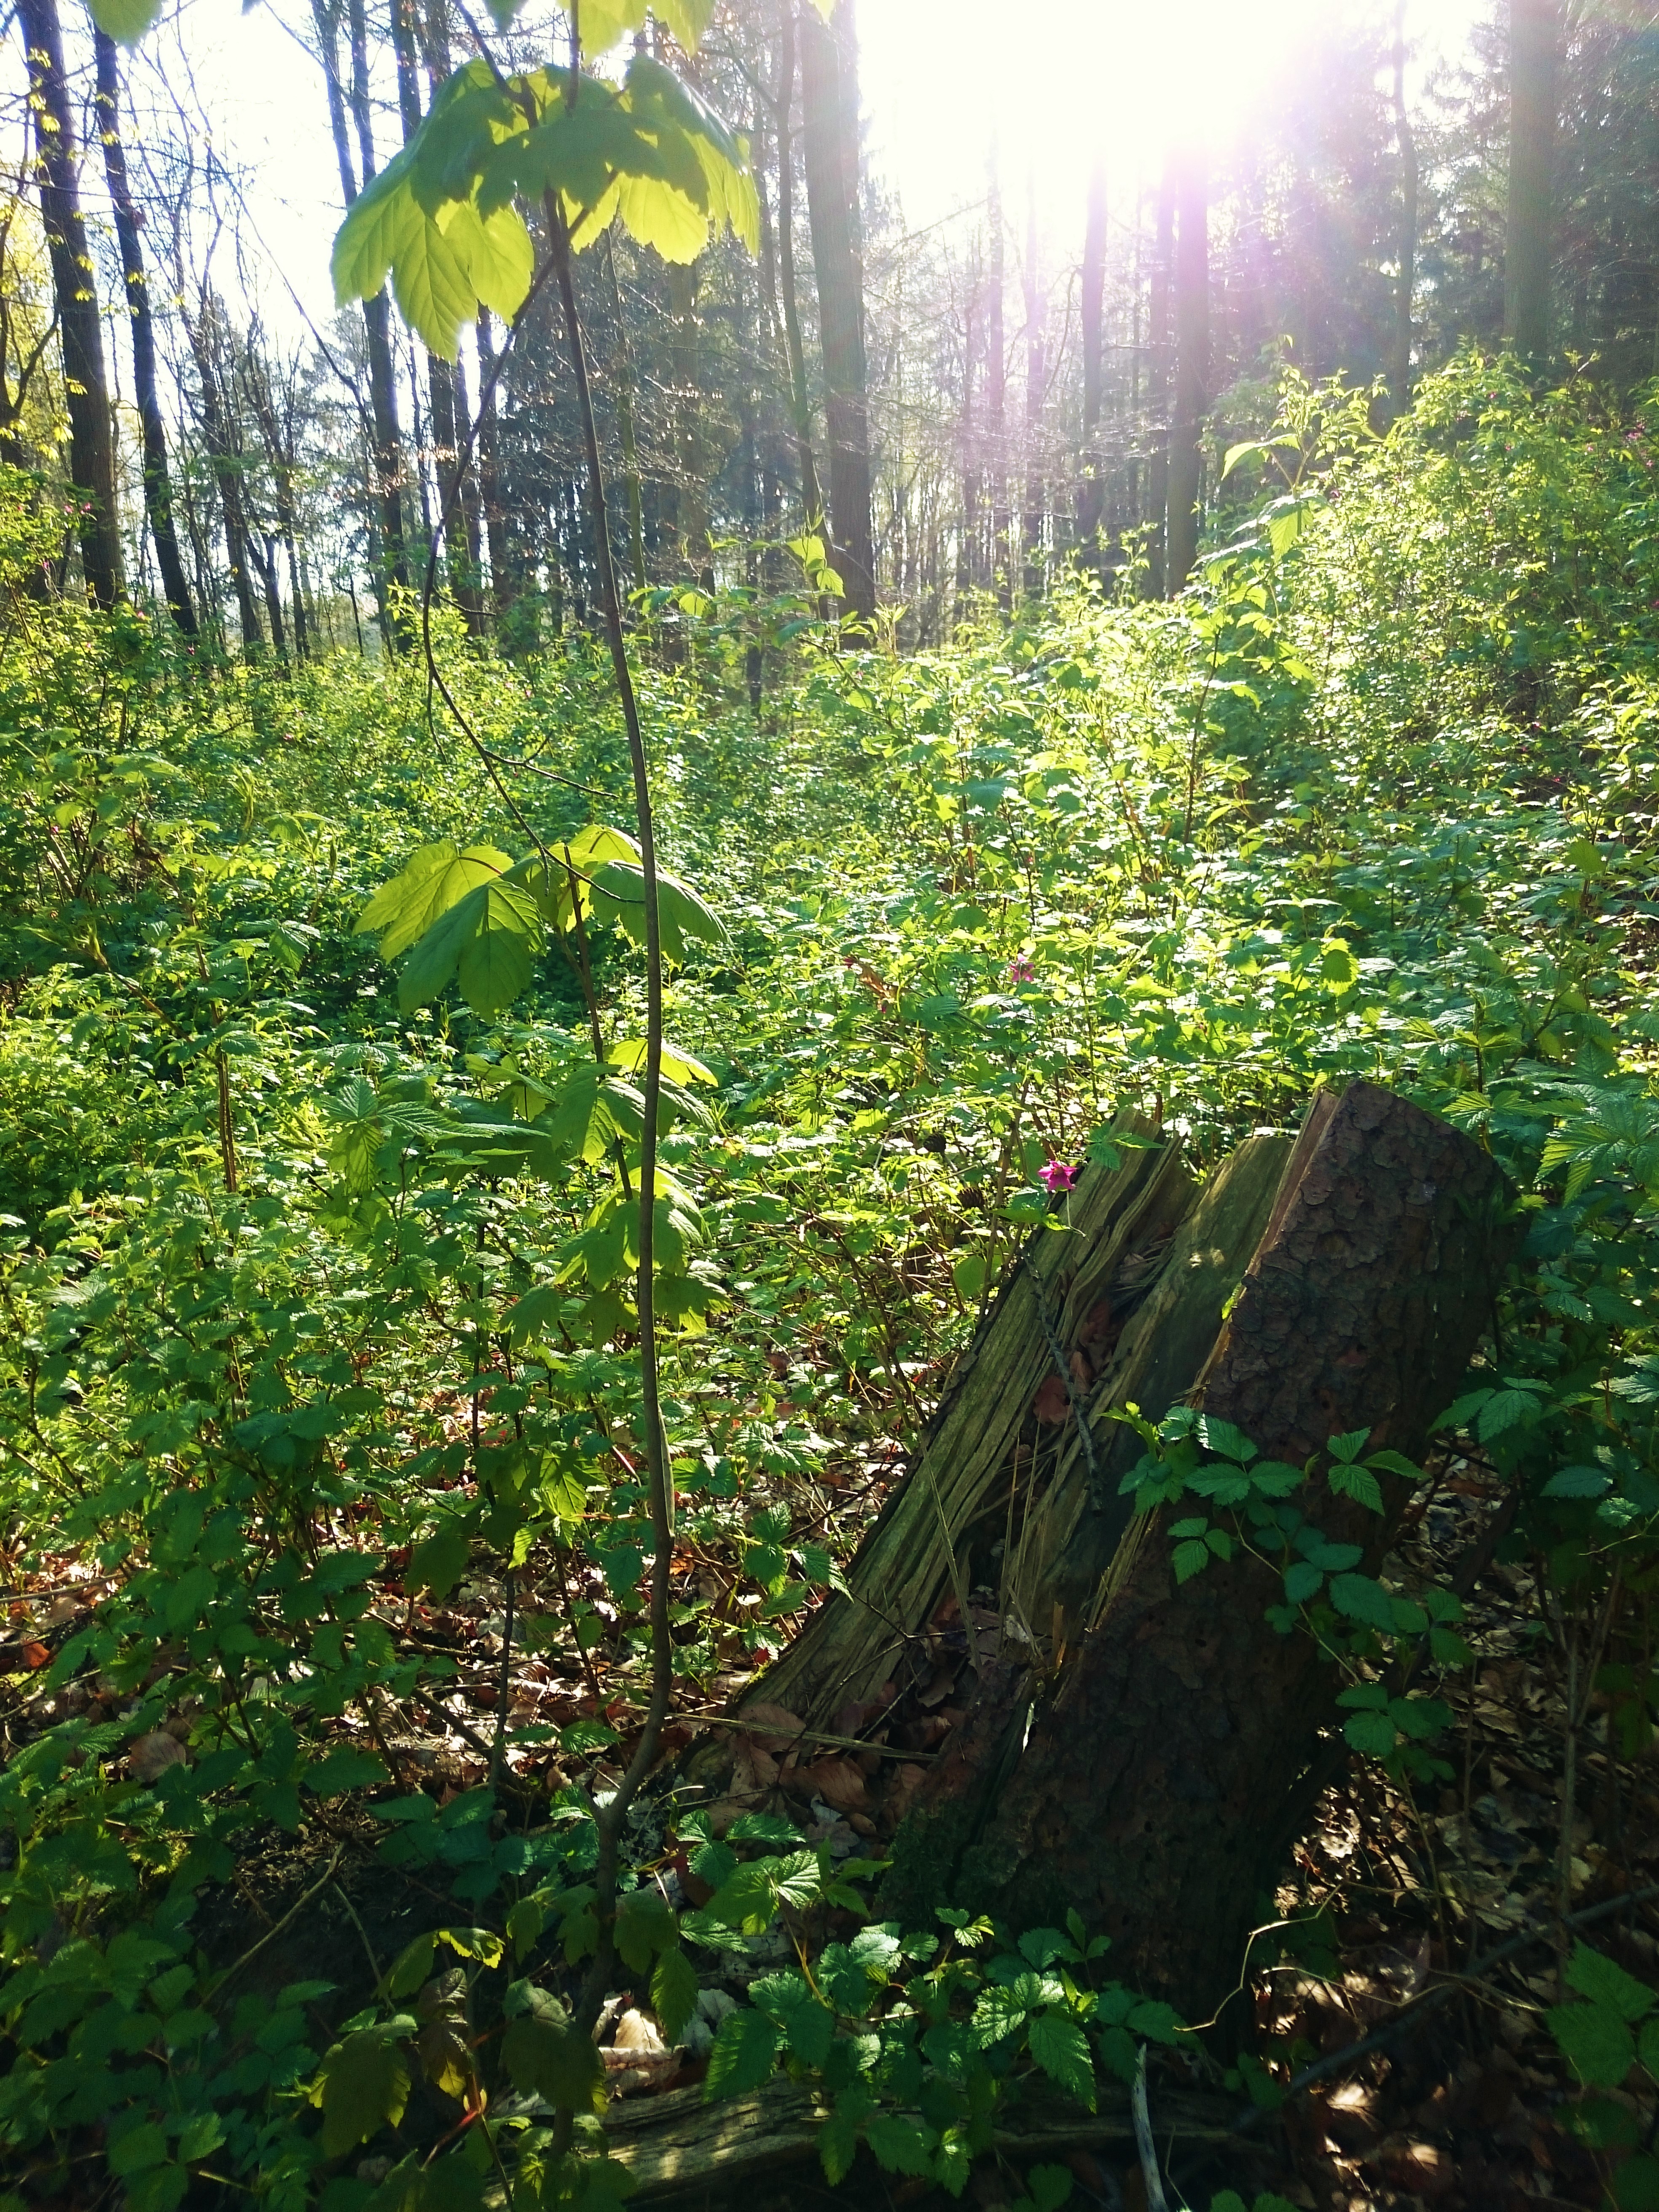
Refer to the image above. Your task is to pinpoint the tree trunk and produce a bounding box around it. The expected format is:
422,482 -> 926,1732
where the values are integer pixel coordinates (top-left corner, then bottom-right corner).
719,1084 -> 1514,2036
1020,190 -> 1044,599
19,0 -> 122,610
597,2073 -> 1233,2205
1389,0 -> 1418,412
1144,163 -> 1173,600
988,155 -> 1009,612
183,301 -> 264,653
94,31 -> 196,637
665,261 -> 709,588
314,0 -> 410,642
772,3 -> 823,531
475,309 -> 515,622
798,0 -> 875,617
1505,0 -> 1559,361
1076,150 -> 1107,562
1166,142 -> 1207,595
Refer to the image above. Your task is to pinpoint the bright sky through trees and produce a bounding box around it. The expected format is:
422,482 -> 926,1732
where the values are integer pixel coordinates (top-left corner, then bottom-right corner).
167,0 -> 1485,341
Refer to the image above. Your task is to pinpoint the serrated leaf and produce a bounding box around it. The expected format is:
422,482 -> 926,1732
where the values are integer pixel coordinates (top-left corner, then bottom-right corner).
865,2114 -> 938,2174
590,858 -> 725,963
1329,1464 -> 1384,1512
1343,1710 -> 1399,1758
1544,1464 -> 1611,1498
500,2011 -> 606,2112
1565,1941 -> 1656,2021
1125,1998 -> 1187,2044
408,1517 -> 471,1603
400,878 -> 542,1017
1197,1415 -> 1255,1463
1025,2167 -> 1075,2212
1027,2010 -> 1095,2110
1172,1539 -> 1211,1583
615,1888 -> 677,1975
1328,1573 -> 1398,1630
1477,1386 -> 1546,1441
703,2007 -> 778,2099
1546,1998 -> 1638,2086
358,841 -> 512,961
1283,1561 -> 1323,1604
819,2105 -> 859,2185
651,1946 -> 699,2043
313,2029 -> 411,2158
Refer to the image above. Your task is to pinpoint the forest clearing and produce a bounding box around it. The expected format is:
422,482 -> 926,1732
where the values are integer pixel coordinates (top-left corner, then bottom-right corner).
4,2 -> 1659,2210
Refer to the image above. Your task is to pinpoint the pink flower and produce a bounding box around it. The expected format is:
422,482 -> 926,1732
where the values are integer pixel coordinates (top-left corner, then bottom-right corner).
1039,1159 -> 1079,1194
1008,958 -> 1035,985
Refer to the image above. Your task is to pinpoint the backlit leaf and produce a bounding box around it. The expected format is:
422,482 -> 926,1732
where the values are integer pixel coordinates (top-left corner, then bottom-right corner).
703,2006 -> 778,2099
313,2028 -> 411,2157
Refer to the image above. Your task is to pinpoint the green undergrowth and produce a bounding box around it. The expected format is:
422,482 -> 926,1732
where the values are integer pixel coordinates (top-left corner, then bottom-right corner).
6,355 -> 1659,2207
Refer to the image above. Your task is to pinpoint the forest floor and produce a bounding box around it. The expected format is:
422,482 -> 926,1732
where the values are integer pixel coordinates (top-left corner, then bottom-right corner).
4,1439 -> 1647,2212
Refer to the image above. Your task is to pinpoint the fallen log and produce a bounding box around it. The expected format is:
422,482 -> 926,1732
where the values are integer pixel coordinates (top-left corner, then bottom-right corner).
599,2072 -> 1238,2204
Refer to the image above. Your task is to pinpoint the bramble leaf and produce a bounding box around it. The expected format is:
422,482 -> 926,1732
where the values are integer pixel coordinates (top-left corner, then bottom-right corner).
312,2028 -> 411,2157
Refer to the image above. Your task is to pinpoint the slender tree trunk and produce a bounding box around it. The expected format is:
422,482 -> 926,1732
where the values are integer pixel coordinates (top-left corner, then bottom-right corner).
313,0 -> 409,643
184,305 -> 264,652
1077,150 -> 1107,564
1505,0 -> 1559,361
603,232 -> 649,595
19,0 -> 122,609
94,32 -> 195,636
475,309 -> 515,620
1166,142 -> 1207,596
773,4 -> 823,529
988,155 -> 1009,611
665,261 -> 710,588
798,0 -> 875,617
1145,164 -> 1173,599
1389,1 -> 1418,412
957,247 -> 981,599
1020,188 -> 1044,599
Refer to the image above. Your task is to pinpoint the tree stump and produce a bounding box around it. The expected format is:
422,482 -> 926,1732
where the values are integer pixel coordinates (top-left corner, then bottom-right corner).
701,1082 -> 1514,2029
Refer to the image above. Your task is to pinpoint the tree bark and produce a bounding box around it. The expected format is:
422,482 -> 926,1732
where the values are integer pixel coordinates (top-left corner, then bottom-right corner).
902,1085 -> 1514,2030
183,298 -> 264,653
1389,0 -> 1418,413
1144,163 -> 1173,600
798,0 -> 875,617
18,0 -> 123,610
1166,142 -> 1207,595
475,309 -> 515,622
1076,150 -> 1107,562
314,0 -> 410,644
1020,190 -> 1044,599
93,31 -> 196,637
772,3 -> 823,531
1505,0 -> 1559,361
988,153 -> 1009,612
719,1083 -> 1514,2038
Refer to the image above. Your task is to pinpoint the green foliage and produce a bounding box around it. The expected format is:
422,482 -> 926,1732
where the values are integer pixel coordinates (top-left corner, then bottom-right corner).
10,356 -> 1659,2204
332,53 -> 757,354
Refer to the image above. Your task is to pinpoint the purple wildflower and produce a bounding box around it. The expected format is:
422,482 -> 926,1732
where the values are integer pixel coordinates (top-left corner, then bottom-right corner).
1039,1159 -> 1079,1195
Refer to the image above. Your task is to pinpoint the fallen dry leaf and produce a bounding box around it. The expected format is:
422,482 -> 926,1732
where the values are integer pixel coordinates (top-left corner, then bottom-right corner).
130,1730 -> 187,1781
740,1702 -> 805,1753
796,1755 -> 868,1811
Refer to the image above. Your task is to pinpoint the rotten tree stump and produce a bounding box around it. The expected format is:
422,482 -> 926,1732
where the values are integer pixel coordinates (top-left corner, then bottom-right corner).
701,1082 -> 1514,2032
894,1081 -> 1515,2026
